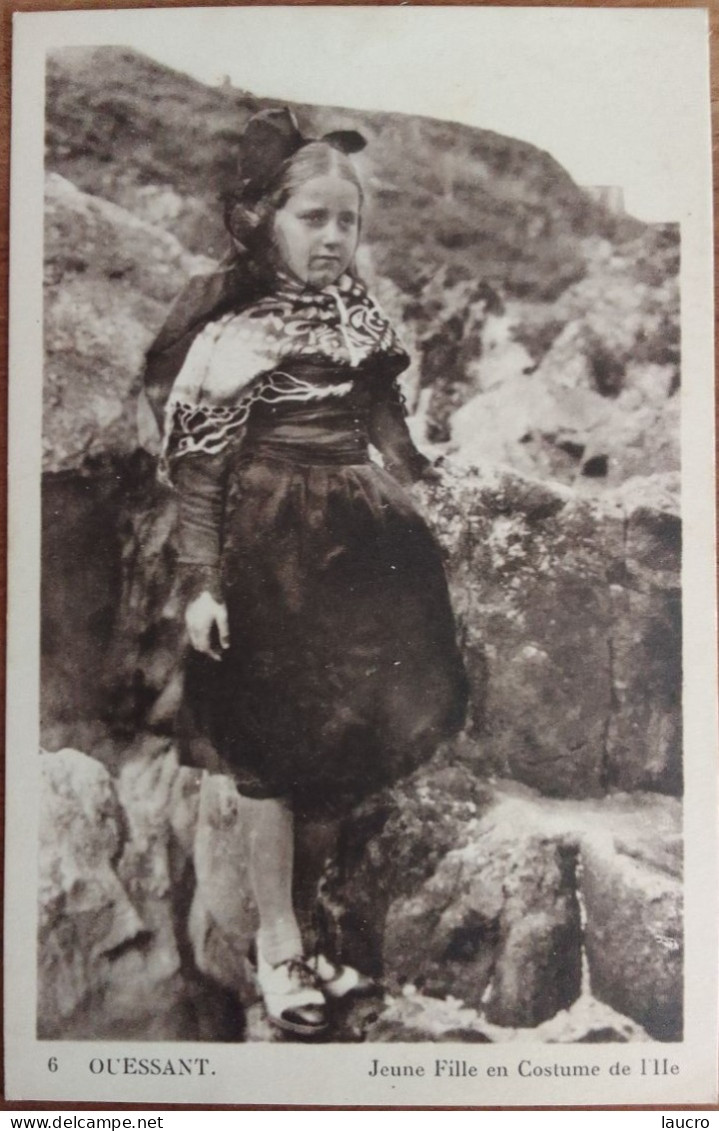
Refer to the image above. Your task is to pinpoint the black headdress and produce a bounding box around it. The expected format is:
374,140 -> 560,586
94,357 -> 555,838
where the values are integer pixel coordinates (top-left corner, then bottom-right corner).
235,107 -> 365,204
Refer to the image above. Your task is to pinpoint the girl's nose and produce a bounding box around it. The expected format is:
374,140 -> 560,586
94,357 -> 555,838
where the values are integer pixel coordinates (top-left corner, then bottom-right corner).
321,220 -> 341,246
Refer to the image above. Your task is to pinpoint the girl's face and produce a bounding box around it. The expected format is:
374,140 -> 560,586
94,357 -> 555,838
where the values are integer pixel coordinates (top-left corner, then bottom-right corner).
272,174 -> 361,289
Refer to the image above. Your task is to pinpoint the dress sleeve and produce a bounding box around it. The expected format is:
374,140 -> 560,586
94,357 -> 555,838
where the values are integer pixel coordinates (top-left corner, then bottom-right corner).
173,451 -> 228,602
368,377 -> 432,486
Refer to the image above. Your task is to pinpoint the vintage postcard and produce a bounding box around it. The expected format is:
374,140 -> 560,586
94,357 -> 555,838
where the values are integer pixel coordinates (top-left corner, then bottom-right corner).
5,4 -> 718,1107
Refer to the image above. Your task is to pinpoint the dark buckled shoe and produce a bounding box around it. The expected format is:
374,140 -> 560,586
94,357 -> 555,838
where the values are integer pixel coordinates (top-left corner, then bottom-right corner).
256,951 -> 328,1038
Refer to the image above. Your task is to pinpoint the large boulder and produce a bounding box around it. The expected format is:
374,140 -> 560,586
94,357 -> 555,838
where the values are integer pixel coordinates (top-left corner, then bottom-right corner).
581,834 -> 683,1041
447,228 -> 679,488
39,745 -> 681,1041
383,828 -> 582,1026
317,760 -> 494,977
43,172 -> 211,473
38,748 -> 141,1036
38,745 -> 244,1040
417,465 -> 680,799
319,778 -> 681,1037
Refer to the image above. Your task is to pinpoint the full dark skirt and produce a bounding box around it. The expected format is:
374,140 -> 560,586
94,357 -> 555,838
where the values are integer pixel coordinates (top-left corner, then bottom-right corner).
183,456 -> 468,816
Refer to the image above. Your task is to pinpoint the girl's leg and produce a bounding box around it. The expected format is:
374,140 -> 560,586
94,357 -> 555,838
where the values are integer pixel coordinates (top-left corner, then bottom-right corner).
242,794 -> 302,965
241,793 -> 327,1036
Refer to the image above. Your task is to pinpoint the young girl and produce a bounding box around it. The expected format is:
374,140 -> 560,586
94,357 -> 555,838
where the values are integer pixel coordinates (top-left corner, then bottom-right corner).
144,108 -> 468,1038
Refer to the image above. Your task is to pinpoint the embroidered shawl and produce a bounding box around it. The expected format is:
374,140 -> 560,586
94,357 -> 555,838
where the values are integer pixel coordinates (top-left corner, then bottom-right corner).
160,271 -> 409,475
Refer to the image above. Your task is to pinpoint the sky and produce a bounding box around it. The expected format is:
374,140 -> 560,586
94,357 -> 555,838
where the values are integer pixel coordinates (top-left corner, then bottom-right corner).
26,6 -> 713,222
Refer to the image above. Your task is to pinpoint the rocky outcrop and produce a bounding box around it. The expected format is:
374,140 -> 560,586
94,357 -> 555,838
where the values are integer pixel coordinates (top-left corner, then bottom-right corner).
383,831 -> 581,1026
44,172 -> 210,474
444,228 -> 680,489
38,746 -> 243,1040
319,774 -> 682,1038
38,748 -> 139,1036
38,746 -> 680,1041
415,465 -> 681,799
316,763 -> 494,978
581,836 -> 682,1040
46,46 -> 638,299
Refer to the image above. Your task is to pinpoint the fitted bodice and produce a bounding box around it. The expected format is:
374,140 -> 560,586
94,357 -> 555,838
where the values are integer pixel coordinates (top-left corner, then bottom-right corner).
241,364 -> 376,466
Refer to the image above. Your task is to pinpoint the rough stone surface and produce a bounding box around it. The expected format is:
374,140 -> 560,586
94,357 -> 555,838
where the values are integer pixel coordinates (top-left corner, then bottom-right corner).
415,465 -> 680,799
447,229 -> 679,489
383,828 -> 582,1027
363,989 -> 649,1044
317,760 -> 494,977
38,746 -> 243,1040
41,463 -> 181,747
605,586 -> 682,793
320,779 -> 681,1038
38,748 -> 139,1036
111,738 -> 199,1025
43,173 -> 211,474
188,774 -> 259,1006
581,837 -> 683,1041
38,745 -> 681,1041
625,503 -> 682,593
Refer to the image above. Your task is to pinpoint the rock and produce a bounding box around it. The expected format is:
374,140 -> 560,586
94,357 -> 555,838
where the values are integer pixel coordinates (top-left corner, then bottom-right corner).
382,825 -> 581,1027
188,773 -> 259,1006
113,739 -> 194,1009
365,990 -> 494,1043
41,459 -> 182,747
317,759 -> 493,977
38,744 -> 245,1040
625,504 -> 682,593
414,464 -> 682,799
419,467 -> 620,797
43,173 -> 212,473
606,586 -> 682,793
38,748 -> 145,1036
318,779 -> 679,1037
39,744 -> 682,1042
581,836 -> 683,1040
447,228 -> 679,490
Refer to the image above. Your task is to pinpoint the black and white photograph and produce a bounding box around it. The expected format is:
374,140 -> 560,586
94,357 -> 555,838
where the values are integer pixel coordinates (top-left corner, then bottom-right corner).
5,5 -> 718,1106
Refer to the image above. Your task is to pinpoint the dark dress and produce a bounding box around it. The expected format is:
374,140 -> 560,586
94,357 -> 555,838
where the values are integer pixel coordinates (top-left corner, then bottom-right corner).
175,359 -> 468,817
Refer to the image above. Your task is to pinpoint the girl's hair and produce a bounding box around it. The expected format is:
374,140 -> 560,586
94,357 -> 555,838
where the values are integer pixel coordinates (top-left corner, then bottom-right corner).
225,141 -> 364,280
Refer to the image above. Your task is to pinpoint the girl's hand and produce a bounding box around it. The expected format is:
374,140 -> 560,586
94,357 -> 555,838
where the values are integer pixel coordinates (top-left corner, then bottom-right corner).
185,591 -> 230,661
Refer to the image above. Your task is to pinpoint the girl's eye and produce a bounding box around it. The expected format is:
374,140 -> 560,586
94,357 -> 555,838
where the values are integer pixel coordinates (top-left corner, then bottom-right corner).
302,211 -> 326,226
